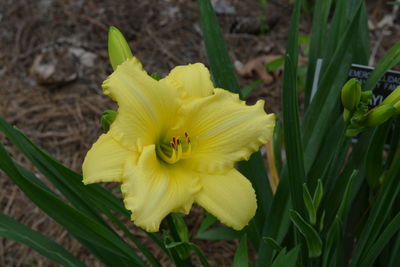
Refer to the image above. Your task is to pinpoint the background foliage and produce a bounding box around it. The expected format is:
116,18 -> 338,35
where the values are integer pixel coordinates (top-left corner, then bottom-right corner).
1,0 -> 400,266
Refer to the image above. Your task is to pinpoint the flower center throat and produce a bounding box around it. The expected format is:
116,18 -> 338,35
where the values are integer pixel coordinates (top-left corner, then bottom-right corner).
156,132 -> 192,164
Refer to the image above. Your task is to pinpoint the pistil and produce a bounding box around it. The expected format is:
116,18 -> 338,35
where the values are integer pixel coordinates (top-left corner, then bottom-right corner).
156,132 -> 192,164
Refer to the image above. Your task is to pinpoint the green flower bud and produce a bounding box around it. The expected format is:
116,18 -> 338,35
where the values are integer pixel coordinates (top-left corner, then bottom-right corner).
101,110 -> 117,132
150,72 -> 161,81
364,104 -> 396,127
343,108 -> 351,122
108,26 -> 133,70
345,127 -> 364,137
394,101 -> 400,115
341,78 -> 361,111
361,90 -> 373,103
382,85 -> 400,105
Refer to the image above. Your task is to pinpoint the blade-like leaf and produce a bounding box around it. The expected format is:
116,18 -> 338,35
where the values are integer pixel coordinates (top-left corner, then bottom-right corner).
233,234 -> 249,267
263,237 -> 283,252
242,80 -> 263,99
366,120 -> 391,188
195,226 -> 241,241
359,212 -> 400,267
0,118 -> 165,264
282,0 -> 306,217
197,0 -> 240,96
304,0 -> 333,107
197,214 -> 218,235
364,41 -> 400,92
0,143 -> 146,266
290,210 -> 322,258
303,184 -> 316,225
313,179 -> 323,211
350,150 -> 400,266
0,213 -> 85,267
271,246 -> 300,267
197,0 -> 273,245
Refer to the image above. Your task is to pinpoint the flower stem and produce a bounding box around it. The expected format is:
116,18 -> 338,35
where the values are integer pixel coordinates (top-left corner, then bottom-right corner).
165,214 -> 195,267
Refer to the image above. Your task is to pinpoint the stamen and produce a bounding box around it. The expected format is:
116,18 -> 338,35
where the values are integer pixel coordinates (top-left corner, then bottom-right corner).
157,133 -> 192,164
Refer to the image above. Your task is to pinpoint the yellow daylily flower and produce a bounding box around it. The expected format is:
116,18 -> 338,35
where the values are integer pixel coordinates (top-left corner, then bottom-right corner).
82,57 -> 275,232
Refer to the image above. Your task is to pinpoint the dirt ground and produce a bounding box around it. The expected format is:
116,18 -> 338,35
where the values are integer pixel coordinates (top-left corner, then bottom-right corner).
0,0 -> 399,266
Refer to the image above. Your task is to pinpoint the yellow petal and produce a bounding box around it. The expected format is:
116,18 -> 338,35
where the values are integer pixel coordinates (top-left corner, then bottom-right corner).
181,88 -> 275,173
82,134 -> 135,184
195,169 -> 257,230
121,145 -> 202,232
102,58 -> 182,151
162,63 -> 214,99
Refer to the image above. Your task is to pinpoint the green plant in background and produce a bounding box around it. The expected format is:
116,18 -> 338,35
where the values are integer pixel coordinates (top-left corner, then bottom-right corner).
1,0 -> 400,266
258,0 -> 269,33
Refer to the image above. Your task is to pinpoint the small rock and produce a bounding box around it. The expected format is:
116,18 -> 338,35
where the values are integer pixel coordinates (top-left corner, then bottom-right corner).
30,48 -> 78,87
211,0 -> 236,15
69,47 -> 97,68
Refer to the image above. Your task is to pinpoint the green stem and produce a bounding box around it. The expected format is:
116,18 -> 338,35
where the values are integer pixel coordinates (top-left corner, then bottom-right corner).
322,120 -> 350,189
165,215 -> 195,267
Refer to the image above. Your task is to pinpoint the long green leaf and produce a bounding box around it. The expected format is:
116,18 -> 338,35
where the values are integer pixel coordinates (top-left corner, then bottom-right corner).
322,216 -> 342,267
388,232 -> 400,266
190,243 -> 211,267
386,117 -> 400,169
271,246 -> 300,267
0,213 -> 85,267
359,212 -> 400,267
197,0 -> 273,247
233,234 -> 249,267
366,121 -> 391,188
290,210 -> 322,258
256,168 -> 291,266
323,172 -> 357,267
350,149 -> 400,266
0,143 -> 146,266
304,0 -> 333,107
364,41 -> 400,91
282,0 -> 306,217
302,2 -> 364,174
197,0 -> 240,96
195,226 -> 241,241
238,152 -> 273,241
0,118 -> 165,264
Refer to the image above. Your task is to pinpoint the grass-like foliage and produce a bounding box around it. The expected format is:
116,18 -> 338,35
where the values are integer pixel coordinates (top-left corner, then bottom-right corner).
1,0 -> 400,266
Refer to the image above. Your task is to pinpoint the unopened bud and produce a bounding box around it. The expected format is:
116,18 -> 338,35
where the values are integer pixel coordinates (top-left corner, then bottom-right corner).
343,108 -> 351,122
382,86 -> 400,106
108,26 -> 133,70
361,90 -> 373,102
364,104 -> 396,127
150,72 -> 161,81
101,110 -> 117,132
341,78 -> 361,111
345,127 -> 363,137
394,101 -> 400,115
